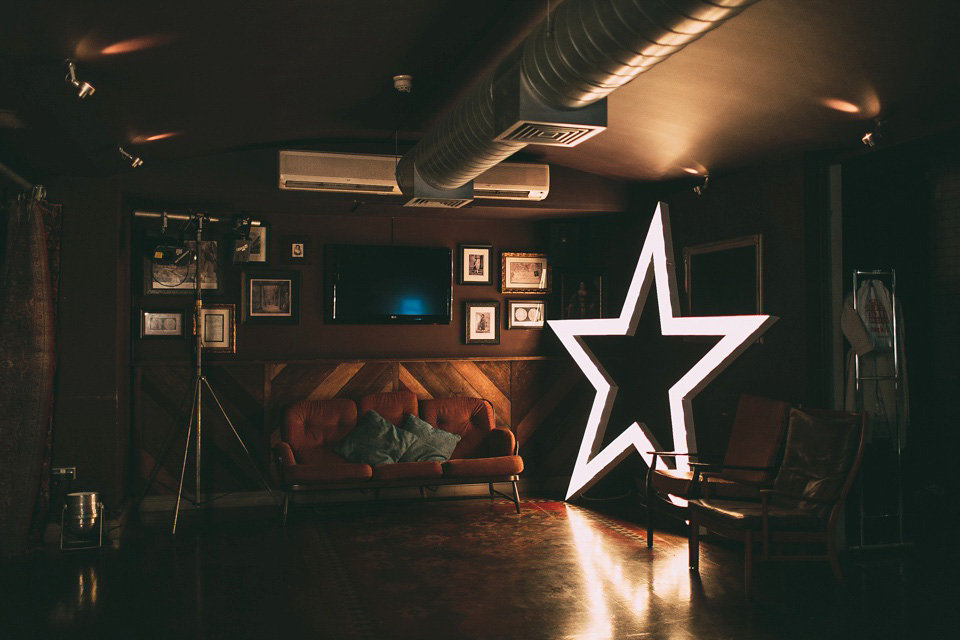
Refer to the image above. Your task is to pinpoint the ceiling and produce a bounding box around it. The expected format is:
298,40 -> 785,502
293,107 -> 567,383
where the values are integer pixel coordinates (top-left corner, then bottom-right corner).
1,0 -> 959,190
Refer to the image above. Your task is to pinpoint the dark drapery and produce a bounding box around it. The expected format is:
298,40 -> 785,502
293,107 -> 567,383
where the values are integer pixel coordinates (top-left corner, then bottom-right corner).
0,197 -> 61,558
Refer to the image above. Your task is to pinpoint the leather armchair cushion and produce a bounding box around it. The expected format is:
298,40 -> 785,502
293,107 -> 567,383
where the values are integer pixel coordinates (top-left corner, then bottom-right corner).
372,461 -> 443,481
358,391 -> 418,428
334,410 -> 417,466
688,498 -> 822,531
396,413 -> 461,462
773,408 -> 861,514
720,394 -> 790,484
651,469 -> 763,500
442,455 -> 523,478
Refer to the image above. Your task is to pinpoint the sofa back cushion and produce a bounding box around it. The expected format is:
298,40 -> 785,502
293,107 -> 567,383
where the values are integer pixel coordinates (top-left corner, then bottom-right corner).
358,391 -> 418,427
419,397 -> 494,459
283,398 -> 358,465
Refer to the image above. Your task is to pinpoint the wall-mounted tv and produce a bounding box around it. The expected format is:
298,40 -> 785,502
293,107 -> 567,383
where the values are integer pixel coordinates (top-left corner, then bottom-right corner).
327,244 -> 452,324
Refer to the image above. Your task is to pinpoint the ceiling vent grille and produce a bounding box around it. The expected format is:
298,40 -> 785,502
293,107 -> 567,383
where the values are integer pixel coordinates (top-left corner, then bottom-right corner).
495,121 -> 603,147
403,197 -> 472,209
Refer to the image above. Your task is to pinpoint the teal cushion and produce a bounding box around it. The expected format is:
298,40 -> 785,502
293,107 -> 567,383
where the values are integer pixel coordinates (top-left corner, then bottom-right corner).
396,413 -> 461,463
334,410 -> 418,466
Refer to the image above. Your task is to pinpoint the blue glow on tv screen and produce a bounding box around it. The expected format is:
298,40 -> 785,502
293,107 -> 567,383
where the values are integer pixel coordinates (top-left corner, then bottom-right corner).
328,244 -> 452,324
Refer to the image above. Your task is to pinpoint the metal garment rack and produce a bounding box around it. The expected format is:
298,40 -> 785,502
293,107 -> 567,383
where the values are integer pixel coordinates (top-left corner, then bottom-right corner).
850,269 -> 906,550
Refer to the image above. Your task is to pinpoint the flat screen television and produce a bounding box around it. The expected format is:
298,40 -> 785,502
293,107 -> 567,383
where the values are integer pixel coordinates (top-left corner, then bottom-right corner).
327,244 -> 452,324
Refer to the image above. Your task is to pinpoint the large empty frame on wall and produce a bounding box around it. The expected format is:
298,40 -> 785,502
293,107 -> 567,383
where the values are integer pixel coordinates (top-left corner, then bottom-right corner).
683,234 -> 762,316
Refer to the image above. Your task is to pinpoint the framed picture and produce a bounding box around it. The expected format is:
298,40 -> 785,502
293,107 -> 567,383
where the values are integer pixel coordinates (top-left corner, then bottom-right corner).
140,310 -> 184,338
507,300 -> 546,329
195,304 -> 236,353
501,252 -> 550,294
560,271 -> 604,319
242,270 -> 300,324
458,244 -> 493,285
464,300 -> 500,344
145,240 -> 221,294
232,224 -> 268,264
683,234 -> 762,316
280,235 -> 312,265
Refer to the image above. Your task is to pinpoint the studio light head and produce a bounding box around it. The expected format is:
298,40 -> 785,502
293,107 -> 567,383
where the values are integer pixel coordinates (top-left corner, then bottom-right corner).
65,60 -> 95,99
118,146 -> 143,168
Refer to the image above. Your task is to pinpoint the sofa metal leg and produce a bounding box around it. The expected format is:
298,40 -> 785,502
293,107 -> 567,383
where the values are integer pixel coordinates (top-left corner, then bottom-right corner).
512,480 -> 521,514
488,482 -> 495,496
281,492 -> 289,527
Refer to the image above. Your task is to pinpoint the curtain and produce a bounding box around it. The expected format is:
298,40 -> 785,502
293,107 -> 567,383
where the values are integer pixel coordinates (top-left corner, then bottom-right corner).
0,196 -> 61,558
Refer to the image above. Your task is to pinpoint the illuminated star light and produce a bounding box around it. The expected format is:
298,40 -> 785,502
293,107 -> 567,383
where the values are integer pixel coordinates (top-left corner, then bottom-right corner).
548,202 -> 777,500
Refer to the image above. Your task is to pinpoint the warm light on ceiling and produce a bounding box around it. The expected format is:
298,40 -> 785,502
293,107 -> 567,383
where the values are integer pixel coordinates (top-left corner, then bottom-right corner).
100,34 -> 174,56
821,97 -> 862,114
145,132 -> 179,142
681,167 -> 701,175
548,203 -> 777,500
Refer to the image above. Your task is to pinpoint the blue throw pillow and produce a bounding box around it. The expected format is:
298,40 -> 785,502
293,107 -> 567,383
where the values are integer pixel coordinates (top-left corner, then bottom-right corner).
396,413 -> 461,463
334,410 -> 418,466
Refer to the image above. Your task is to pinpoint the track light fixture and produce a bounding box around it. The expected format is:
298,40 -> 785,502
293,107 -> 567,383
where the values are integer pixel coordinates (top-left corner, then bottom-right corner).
861,118 -> 885,147
118,146 -> 143,168
693,174 -> 710,196
65,60 -> 95,99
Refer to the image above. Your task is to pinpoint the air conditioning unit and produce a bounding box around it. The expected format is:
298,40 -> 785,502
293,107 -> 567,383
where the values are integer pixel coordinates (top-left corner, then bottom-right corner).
279,151 -> 401,195
474,162 -> 549,201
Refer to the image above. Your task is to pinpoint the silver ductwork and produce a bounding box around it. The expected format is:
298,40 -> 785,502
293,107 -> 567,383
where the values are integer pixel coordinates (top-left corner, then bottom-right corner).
397,0 -> 758,199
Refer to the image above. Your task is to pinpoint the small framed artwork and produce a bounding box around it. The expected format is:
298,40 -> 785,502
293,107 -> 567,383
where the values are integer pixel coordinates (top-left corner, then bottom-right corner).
501,252 -> 550,294
242,270 -> 300,324
280,235 -> 312,265
140,310 -> 184,338
145,240 -> 221,294
234,224 -> 269,264
458,244 -> 493,285
195,304 -> 236,353
560,271 -> 604,319
464,300 -> 500,344
507,300 -> 546,329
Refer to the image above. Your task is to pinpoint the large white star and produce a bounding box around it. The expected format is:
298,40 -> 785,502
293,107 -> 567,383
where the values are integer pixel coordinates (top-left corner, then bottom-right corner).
548,202 -> 777,500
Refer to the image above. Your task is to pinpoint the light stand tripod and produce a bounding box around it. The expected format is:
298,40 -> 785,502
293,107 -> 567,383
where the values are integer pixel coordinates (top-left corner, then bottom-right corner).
135,210 -> 280,534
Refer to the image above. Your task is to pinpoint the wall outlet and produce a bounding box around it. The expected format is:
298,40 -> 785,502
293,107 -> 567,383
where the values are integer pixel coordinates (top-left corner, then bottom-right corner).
52,466 -> 76,479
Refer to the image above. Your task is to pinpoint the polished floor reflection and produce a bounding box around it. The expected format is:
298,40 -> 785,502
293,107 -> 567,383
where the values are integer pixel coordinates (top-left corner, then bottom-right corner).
0,497 -> 951,639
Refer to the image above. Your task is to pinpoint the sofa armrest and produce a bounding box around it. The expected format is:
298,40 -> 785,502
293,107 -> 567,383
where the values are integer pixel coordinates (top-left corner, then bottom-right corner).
481,427 -> 517,457
273,442 -> 296,485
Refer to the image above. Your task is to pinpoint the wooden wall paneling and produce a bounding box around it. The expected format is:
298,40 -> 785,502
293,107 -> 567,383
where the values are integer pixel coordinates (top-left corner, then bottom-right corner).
138,365 -> 193,495
399,361 -> 511,429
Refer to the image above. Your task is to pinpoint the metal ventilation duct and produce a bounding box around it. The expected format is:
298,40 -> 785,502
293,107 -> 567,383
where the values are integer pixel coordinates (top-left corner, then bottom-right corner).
397,0 -> 759,196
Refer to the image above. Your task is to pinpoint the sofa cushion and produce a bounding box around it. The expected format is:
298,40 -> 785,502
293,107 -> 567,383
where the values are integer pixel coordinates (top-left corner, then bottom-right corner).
372,461 -> 443,481
419,397 -> 496,459
442,455 -> 523,478
285,462 -> 373,485
396,413 -> 461,462
358,391 -> 418,428
334,410 -> 418,466
283,398 -> 358,462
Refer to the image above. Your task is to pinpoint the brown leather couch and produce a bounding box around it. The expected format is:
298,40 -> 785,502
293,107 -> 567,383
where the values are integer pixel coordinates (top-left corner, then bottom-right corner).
274,391 -> 523,521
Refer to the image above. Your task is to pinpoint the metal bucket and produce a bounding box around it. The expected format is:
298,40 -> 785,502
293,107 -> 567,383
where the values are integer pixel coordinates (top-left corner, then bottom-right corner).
64,492 -> 100,535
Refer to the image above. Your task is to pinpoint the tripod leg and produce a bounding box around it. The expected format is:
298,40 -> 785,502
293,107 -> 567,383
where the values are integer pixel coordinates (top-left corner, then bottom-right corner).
201,377 -> 282,507
173,380 -> 201,535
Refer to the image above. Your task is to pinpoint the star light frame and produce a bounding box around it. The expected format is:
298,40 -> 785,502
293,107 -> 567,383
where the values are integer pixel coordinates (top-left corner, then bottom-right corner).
548,202 -> 777,500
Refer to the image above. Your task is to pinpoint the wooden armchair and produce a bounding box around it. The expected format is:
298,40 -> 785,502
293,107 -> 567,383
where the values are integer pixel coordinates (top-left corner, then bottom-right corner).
687,407 -> 867,593
644,393 -> 790,546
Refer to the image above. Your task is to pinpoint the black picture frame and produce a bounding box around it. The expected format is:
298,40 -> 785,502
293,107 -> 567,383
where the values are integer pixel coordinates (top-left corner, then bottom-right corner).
144,240 -> 223,295
506,300 -> 546,329
464,300 -> 500,344
458,244 -> 493,285
683,235 -> 762,316
241,270 -> 300,324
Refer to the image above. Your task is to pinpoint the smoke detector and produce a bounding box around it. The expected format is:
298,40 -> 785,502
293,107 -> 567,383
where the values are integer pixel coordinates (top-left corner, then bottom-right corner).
393,74 -> 412,93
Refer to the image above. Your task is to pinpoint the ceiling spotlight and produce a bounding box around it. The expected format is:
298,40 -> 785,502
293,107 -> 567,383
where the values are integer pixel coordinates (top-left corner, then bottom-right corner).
118,146 -> 143,168
693,174 -> 710,196
861,118 -> 885,148
393,74 -> 413,93
65,60 -> 95,99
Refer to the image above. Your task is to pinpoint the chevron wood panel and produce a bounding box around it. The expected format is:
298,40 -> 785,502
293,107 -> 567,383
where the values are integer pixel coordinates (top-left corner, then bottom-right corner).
510,360 -> 595,478
399,361 -> 511,429
137,364 -> 266,495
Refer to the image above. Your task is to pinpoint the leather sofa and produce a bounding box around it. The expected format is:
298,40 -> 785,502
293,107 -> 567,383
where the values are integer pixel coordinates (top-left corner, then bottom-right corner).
273,391 -> 523,521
